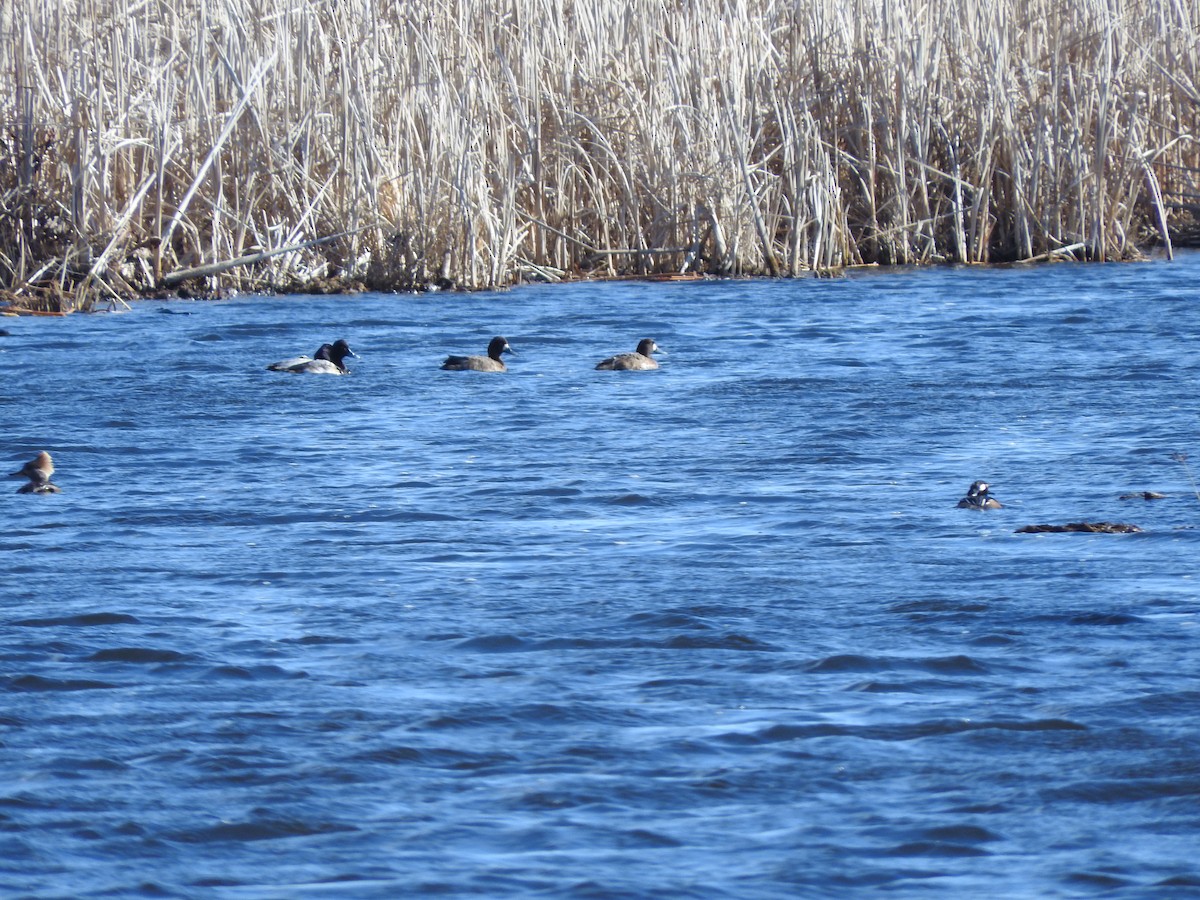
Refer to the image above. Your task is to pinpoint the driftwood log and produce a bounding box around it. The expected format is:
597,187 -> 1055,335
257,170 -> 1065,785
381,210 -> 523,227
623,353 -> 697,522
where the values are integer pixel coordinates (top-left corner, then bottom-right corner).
1015,522 -> 1143,534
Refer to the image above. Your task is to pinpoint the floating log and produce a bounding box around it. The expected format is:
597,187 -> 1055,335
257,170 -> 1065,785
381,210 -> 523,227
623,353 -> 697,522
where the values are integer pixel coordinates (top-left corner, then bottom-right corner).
1015,522 -> 1143,534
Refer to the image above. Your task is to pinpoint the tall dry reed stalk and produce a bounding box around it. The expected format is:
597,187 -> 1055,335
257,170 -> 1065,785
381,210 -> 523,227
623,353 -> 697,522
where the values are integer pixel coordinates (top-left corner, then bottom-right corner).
1171,452 -> 1200,504
1,0 -> 1197,309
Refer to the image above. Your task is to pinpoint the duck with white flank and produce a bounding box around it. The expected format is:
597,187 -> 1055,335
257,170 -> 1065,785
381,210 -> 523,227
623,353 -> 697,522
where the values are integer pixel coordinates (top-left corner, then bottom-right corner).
267,339 -> 357,375
957,480 -> 1002,509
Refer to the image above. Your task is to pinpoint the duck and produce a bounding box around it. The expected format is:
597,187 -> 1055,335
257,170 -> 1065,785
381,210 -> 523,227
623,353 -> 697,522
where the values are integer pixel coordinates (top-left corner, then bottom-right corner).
957,480 -> 1001,509
595,338 -> 663,370
267,339 -> 356,374
10,451 -> 61,494
441,336 -> 514,372
267,343 -> 332,371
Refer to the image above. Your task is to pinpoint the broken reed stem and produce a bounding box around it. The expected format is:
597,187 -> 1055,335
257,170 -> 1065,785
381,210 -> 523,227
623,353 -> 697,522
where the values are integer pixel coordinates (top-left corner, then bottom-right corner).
1,0 -> 1198,309
1170,453 -> 1200,505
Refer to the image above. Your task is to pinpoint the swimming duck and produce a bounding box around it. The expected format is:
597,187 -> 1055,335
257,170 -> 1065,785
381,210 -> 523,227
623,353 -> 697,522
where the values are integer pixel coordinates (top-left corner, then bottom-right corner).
957,480 -> 1001,509
267,339 -> 356,374
442,336 -> 514,372
595,338 -> 663,371
10,451 -> 61,494
267,343 -> 332,371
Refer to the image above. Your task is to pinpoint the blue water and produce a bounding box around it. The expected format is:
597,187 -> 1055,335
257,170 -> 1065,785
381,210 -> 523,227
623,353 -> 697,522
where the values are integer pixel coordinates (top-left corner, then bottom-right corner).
3,255 -> 1199,898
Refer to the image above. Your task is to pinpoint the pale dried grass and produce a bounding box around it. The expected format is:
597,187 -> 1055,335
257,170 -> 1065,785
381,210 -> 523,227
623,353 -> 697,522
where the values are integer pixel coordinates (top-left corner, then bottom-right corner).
1,0 -> 1197,309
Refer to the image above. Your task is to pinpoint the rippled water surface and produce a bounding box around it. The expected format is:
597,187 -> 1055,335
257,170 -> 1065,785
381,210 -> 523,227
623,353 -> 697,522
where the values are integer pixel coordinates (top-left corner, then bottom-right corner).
3,256 -> 1200,898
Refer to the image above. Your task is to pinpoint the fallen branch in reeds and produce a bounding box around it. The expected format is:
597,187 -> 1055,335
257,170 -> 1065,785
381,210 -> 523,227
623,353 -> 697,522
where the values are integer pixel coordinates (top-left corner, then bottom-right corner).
162,231 -> 363,286
1019,243 -> 1089,264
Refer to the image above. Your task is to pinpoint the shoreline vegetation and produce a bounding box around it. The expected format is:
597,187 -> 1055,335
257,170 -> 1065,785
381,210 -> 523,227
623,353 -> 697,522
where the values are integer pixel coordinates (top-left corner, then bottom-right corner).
2,0 -> 1198,313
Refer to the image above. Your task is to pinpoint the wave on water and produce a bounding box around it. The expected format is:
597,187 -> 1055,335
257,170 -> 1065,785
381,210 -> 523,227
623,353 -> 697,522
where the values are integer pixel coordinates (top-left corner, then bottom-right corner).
5,262 -> 1200,896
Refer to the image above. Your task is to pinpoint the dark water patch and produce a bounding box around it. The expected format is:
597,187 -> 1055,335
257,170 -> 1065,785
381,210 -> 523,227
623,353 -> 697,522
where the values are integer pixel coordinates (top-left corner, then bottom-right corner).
884,840 -> 990,858
969,633 -> 1018,647
806,654 -> 886,673
920,824 -> 1002,843
618,828 -> 684,848
0,794 -> 50,810
281,634 -> 358,646
191,754 -> 306,781
523,486 -> 584,497
1063,871 -> 1133,889
720,716 -> 1086,745
352,745 -> 518,770
511,789 -> 610,812
47,756 -> 129,773
204,665 -> 308,680
518,632 -> 776,653
4,639 -> 86,659
525,637 -> 614,651
1042,776 -> 1200,804
920,655 -> 991,674
639,677 -> 714,688
518,703 -> 645,728
1066,612 -> 1145,626
807,654 -> 988,675
415,703 -> 648,734
889,598 -> 992,615
626,610 -> 714,629
10,612 -> 141,627
1158,875 -> 1200,887
86,647 -> 191,664
5,675 -> 120,692
339,509 -> 462,524
167,815 -> 358,844
1101,690 -> 1200,718
607,493 -> 658,505
455,634 -> 529,652
1106,364 -> 1174,382
846,679 -> 973,694
664,633 -> 777,651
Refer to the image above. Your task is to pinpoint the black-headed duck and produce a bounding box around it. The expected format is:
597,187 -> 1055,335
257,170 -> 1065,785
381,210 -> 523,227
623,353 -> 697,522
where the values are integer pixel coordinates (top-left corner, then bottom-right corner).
957,480 -> 1001,509
596,338 -> 663,371
442,336 -> 514,372
267,339 -> 356,375
10,451 -> 61,494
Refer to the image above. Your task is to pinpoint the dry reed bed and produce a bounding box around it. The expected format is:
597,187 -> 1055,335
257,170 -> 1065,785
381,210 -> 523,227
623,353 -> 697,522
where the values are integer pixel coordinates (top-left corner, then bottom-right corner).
1,0 -> 1197,309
